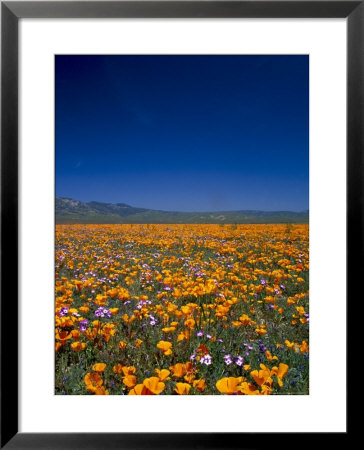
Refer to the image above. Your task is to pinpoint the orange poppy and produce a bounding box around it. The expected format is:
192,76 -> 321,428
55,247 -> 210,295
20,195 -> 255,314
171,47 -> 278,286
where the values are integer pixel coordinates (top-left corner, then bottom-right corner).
174,383 -> 191,395
143,377 -> 165,394
123,375 -> 137,388
216,377 -> 243,395
169,363 -> 187,378
92,363 -> 106,373
157,341 -> 172,356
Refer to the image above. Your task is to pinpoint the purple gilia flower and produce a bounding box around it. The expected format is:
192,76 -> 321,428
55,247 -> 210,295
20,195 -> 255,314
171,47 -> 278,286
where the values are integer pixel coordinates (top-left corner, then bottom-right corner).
149,315 -> 157,326
58,307 -> 69,317
79,319 -> 88,332
260,279 -> 267,285
206,334 -> 212,339
234,355 -> 244,367
196,331 -> 204,337
94,307 -> 112,318
200,354 -> 212,366
224,354 -> 233,366
190,354 -> 197,361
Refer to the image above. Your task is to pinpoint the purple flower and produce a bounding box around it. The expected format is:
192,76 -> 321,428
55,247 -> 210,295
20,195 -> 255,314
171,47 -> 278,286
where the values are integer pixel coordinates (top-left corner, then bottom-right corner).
234,355 -> 244,367
79,319 -> 88,332
206,334 -> 212,339
200,354 -> 212,366
224,354 -> 233,366
196,331 -> 204,337
94,307 -> 111,318
58,307 -> 69,317
190,354 -> 197,361
149,314 -> 157,326
260,279 -> 267,285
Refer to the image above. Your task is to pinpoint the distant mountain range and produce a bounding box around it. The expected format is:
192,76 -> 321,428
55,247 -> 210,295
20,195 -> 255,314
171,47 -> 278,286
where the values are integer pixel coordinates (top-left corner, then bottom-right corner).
55,197 -> 309,224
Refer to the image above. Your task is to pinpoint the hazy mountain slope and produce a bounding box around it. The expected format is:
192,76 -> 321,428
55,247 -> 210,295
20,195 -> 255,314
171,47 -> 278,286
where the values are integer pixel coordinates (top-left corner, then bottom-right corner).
56,197 -> 309,224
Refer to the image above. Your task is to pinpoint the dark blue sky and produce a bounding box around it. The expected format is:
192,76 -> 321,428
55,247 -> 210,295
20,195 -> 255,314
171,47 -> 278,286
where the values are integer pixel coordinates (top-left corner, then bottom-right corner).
56,55 -> 308,212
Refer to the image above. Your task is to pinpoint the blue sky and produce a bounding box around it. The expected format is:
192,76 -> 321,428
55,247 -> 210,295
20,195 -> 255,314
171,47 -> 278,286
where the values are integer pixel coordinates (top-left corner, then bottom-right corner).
56,55 -> 309,212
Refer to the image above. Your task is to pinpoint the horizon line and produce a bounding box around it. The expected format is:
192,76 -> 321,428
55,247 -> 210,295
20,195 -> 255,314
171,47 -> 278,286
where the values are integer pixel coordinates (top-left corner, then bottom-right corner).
56,196 -> 309,214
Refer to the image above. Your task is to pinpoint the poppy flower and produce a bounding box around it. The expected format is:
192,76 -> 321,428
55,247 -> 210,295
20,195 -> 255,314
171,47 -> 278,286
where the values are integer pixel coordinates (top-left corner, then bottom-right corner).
265,350 -> 278,361
55,331 -> 72,345
129,384 -> 153,395
157,341 -> 172,356
92,363 -> 106,373
123,375 -> 137,388
169,363 -> 187,378
162,326 -> 176,333
122,366 -> 136,376
118,340 -> 127,350
238,382 -> 260,395
113,363 -> 124,374
135,339 -> 143,348
250,364 -> 273,387
197,344 -> 209,355
272,363 -> 289,387
239,314 -> 252,326
177,330 -> 190,341
155,369 -> 171,381
94,386 -> 109,395
193,379 -> 206,392
174,383 -> 191,395
84,373 -> 103,393
143,377 -> 165,394
71,329 -> 80,340
184,318 -> 195,329
71,342 -> 86,352
184,373 -> 196,384
216,377 -> 243,395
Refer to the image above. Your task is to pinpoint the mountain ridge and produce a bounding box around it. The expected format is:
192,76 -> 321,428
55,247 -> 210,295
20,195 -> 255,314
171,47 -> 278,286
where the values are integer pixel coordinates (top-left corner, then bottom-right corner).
56,197 -> 309,224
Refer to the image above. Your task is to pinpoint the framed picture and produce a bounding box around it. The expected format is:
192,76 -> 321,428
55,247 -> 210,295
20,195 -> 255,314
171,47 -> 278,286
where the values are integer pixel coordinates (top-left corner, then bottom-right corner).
1,0 -> 354,447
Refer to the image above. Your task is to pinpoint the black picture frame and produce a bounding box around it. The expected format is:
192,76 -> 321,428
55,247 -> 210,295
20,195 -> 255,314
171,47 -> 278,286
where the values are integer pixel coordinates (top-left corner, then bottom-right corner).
1,1 -> 355,448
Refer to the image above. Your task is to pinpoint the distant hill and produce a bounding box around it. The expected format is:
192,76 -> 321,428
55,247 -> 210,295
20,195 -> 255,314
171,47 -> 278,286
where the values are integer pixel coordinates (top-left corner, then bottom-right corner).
55,197 -> 309,224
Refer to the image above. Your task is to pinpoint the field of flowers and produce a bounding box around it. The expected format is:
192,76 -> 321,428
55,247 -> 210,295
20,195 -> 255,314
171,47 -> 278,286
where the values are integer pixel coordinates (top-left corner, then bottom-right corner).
55,224 -> 309,395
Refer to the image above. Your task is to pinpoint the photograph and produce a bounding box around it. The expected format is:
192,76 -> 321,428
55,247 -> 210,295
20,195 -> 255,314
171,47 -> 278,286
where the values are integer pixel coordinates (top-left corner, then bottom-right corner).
55,54 -> 309,396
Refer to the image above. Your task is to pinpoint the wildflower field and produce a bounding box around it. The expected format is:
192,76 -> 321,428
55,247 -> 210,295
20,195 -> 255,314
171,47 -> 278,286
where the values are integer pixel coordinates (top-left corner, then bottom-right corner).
55,224 -> 309,395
